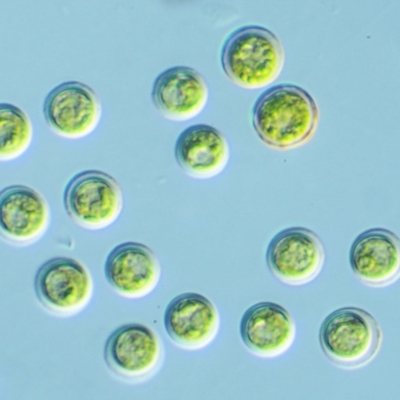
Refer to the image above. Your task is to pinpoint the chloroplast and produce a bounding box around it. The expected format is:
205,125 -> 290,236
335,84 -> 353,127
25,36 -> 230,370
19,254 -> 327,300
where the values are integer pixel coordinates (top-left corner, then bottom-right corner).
222,26 -> 284,89
0,104 -> 31,160
45,81 -> 100,138
320,308 -> 382,369
36,258 -> 92,315
267,228 -> 324,285
165,293 -> 219,349
241,302 -> 295,357
153,67 -> 207,120
176,125 -> 229,178
0,186 -> 48,243
254,85 -> 318,149
351,229 -> 400,287
106,243 -> 160,298
65,170 -> 122,229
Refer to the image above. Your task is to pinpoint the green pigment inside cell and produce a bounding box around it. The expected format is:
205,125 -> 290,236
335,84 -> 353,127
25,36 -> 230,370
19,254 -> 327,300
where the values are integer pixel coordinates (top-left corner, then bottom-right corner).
72,179 -> 116,222
273,234 -> 317,277
114,328 -> 157,371
50,88 -> 95,134
159,71 -> 204,114
170,297 -> 215,342
353,237 -> 398,279
0,109 -> 29,155
246,306 -> 290,350
181,129 -> 225,171
326,314 -> 370,358
257,90 -> 312,145
1,192 -> 45,237
111,250 -> 154,293
229,35 -> 278,85
43,264 -> 89,307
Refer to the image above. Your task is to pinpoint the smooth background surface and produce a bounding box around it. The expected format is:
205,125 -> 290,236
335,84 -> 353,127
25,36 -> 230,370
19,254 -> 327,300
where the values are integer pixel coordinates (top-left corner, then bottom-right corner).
0,0 -> 398,399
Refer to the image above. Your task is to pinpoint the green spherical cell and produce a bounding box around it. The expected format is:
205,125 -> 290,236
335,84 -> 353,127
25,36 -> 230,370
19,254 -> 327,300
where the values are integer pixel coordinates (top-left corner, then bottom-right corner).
254,85 -> 318,149
223,26 -> 284,88
0,105 -> 31,160
107,243 -> 160,298
242,303 -> 294,356
111,326 -> 158,374
153,67 -> 207,120
166,294 -> 218,348
0,187 -> 47,241
46,82 -> 100,137
176,125 -> 229,178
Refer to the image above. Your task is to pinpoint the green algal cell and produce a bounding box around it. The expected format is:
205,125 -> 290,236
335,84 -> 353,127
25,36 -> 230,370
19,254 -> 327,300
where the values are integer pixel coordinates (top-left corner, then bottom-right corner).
353,236 -> 398,280
0,106 -> 31,160
113,327 -> 158,372
168,295 -> 216,345
43,263 -> 89,308
325,314 -> 370,358
153,67 -> 207,120
0,188 -> 46,239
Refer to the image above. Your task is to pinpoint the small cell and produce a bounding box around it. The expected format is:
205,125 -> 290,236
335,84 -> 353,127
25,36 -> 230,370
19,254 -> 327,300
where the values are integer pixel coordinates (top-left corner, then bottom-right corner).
176,125 -> 229,179
351,229 -> 400,287
165,293 -> 219,349
241,302 -> 295,357
253,85 -> 318,150
44,81 -> 100,138
222,26 -> 284,89
152,67 -> 208,121
106,243 -> 160,298
320,308 -> 382,369
64,171 -> 122,230
0,104 -> 32,161
36,258 -> 92,315
0,186 -> 48,243
105,325 -> 161,381
267,228 -> 324,285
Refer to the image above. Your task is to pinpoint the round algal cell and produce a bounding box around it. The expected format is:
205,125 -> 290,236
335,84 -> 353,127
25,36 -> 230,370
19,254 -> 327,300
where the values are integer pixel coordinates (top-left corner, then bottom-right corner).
105,325 -> 161,382
64,170 -> 122,230
152,66 -> 208,121
253,85 -> 318,150
106,242 -> 160,298
165,293 -> 219,349
36,258 -> 92,316
267,228 -> 324,285
320,308 -> 382,369
44,81 -> 100,138
222,26 -> 284,89
176,125 -> 229,179
350,229 -> 400,287
0,186 -> 48,244
241,302 -> 295,358
0,104 -> 32,161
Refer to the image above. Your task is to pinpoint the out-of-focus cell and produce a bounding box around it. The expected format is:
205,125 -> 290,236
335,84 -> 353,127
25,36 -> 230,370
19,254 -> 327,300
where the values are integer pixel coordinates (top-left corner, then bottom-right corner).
222,26 -> 284,89
64,170 -> 122,230
351,229 -> 400,287
0,186 -> 48,244
152,67 -> 207,120
176,125 -> 229,179
0,104 -> 32,161
44,81 -> 100,138
241,302 -> 295,357
253,85 -> 318,149
106,242 -> 160,298
165,293 -> 219,349
267,228 -> 324,285
105,325 -> 161,381
36,258 -> 92,316
320,308 -> 382,369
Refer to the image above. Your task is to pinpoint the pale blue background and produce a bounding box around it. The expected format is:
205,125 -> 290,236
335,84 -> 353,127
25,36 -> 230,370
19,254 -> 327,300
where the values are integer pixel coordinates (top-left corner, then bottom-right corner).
0,0 -> 398,399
